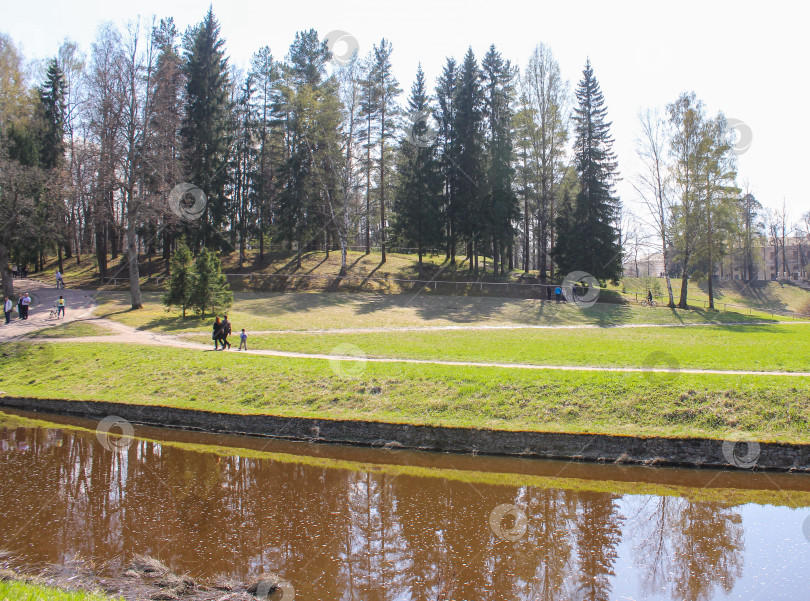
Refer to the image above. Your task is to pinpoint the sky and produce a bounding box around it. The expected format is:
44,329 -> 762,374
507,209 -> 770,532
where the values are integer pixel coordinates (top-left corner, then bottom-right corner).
4,0 -> 808,225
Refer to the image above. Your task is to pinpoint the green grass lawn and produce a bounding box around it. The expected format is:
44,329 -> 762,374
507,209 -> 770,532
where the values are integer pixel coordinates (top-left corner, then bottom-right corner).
93,290 -> 789,335
0,578 -> 120,601
25,321 -> 114,339
1,342 -> 808,443
216,322 -> 810,372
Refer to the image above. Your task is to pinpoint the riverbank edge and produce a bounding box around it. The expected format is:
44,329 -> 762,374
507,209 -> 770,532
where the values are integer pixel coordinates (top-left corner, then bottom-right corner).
2,395 -> 809,472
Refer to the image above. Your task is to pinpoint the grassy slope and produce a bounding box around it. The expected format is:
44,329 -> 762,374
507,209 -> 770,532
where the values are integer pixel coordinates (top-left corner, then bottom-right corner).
26,321 -> 114,339
93,291 -> 788,335
0,579 -> 120,601
619,276 -> 810,314
213,323 -> 810,372
28,249 -> 810,314
1,343 -> 809,443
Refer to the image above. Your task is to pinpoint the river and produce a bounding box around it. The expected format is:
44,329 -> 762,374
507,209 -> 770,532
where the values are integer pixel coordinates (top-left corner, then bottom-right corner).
1,408 -> 809,600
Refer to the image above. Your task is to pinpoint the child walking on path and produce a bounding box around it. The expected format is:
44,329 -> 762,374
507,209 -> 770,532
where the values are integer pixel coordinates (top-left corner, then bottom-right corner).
239,328 -> 248,351
57,296 -> 65,318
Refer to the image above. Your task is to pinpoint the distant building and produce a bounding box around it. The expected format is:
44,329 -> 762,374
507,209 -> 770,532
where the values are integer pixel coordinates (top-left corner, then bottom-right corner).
624,235 -> 810,282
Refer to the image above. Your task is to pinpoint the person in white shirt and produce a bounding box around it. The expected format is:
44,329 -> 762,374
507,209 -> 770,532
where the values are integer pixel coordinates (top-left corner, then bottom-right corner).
55,270 -> 64,289
21,293 -> 31,319
3,296 -> 12,324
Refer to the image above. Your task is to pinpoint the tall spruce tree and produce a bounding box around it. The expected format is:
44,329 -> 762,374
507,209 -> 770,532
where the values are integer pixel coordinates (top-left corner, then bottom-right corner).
181,8 -> 232,249
553,60 -> 621,283
481,44 -> 518,275
38,58 -> 66,170
392,65 -> 443,273
435,57 -> 458,263
453,48 -> 487,273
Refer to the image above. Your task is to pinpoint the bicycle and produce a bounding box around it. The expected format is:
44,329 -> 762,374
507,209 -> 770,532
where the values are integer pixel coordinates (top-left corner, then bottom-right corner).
48,303 -> 59,319
640,298 -> 658,307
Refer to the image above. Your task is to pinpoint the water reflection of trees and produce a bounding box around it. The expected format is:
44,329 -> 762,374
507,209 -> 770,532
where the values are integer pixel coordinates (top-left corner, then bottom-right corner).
0,425 -> 745,600
628,496 -> 744,601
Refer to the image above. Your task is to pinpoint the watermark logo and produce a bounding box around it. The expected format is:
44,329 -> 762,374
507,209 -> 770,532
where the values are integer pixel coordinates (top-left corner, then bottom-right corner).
405,109 -> 439,148
488,503 -> 528,542
328,343 -> 367,379
641,351 -> 681,381
255,577 -> 295,600
803,515 -> 810,545
721,434 -> 760,468
96,416 -> 135,452
168,182 -> 207,222
726,118 -> 753,156
324,30 -> 359,67
562,271 -> 600,308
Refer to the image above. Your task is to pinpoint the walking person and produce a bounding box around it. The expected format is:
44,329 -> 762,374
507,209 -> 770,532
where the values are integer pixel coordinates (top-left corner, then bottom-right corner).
221,315 -> 232,350
55,270 -> 64,289
57,296 -> 65,319
554,285 -> 562,303
3,296 -> 12,324
238,328 -> 248,351
212,317 -> 223,350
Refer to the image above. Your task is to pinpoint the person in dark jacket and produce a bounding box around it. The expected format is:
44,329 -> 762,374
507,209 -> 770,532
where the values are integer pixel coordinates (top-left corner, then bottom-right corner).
212,317 -> 223,350
220,315 -> 232,349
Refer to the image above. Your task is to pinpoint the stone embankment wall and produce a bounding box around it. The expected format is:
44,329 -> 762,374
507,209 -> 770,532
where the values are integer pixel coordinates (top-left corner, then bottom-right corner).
1,396 -> 808,472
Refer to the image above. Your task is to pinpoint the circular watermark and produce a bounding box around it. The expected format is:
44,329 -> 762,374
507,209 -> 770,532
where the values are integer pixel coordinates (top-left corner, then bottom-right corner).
328,343 -> 367,379
405,109 -> 439,148
323,30 -> 358,67
726,118 -> 753,156
96,416 -> 135,452
488,503 -> 528,542
562,271 -> 600,308
721,435 -> 760,468
802,515 -> 810,545
641,351 -> 681,381
255,576 -> 295,600
168,182 -> 207,222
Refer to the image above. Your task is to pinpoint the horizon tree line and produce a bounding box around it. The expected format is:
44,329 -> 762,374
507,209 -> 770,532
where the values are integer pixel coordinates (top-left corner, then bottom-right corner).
2,10 -> 799,309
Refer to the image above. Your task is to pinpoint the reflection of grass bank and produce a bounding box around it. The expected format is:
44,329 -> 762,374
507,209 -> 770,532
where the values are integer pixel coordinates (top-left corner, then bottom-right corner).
1,342 -> 809,446
3,410 -> 808,508
0,576 -> 121,601
199,322 -> 810,373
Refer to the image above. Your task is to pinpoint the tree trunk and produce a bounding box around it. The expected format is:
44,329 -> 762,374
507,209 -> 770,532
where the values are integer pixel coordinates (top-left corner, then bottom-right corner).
0,239 -> 13,299
677,253 -> 690,309
707,196 -> 714,310
127,204 -> 142,309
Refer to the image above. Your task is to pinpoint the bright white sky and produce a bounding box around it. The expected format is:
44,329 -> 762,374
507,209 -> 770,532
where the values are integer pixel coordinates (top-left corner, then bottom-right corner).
5,0 -> 808,223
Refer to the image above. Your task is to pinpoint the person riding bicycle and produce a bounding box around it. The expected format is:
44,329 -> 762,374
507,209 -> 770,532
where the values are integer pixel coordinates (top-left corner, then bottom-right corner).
647,290 -> 653,304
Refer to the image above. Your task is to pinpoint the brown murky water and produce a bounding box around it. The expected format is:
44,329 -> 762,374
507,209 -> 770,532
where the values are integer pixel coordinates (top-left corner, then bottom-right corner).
1,408 -> 810,600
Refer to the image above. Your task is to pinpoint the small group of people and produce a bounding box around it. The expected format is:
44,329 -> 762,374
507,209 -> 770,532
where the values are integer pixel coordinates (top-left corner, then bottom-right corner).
212,315 -> 248,351
3,293 -> 31,323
